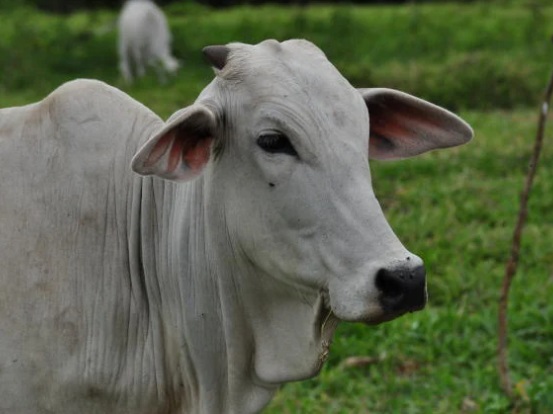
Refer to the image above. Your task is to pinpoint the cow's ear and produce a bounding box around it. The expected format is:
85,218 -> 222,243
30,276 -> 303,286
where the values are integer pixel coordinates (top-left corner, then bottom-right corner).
132,104 -> 217,181
358,88 -> 473,160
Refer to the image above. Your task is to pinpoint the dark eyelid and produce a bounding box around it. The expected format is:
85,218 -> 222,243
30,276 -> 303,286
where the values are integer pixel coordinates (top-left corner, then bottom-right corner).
257,132 -> 298,157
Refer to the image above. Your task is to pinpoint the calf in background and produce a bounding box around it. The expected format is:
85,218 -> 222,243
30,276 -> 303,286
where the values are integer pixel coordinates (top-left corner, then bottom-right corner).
118,0 -> 180,83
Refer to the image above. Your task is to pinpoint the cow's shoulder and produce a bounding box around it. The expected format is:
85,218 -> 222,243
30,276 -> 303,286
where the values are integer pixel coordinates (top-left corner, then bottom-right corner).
44,79 -> 160,128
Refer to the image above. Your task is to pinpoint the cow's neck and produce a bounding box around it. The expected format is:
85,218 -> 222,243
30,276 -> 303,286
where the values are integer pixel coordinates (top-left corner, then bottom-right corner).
140,176 -> 337,413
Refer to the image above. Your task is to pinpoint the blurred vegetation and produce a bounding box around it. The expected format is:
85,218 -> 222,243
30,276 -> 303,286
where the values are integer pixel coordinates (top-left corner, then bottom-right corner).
0,0 -> 485,13
1,1 -> 553,413
1,2 -> 553,112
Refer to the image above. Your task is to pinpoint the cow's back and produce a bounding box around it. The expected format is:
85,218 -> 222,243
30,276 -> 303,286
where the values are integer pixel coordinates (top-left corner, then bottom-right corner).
0,79 -> 163,413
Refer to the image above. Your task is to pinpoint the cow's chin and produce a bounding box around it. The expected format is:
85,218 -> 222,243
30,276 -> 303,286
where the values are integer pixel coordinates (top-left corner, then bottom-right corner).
319,306 -> 403,328
342,307 -> 425,326
361,309 -> 418,325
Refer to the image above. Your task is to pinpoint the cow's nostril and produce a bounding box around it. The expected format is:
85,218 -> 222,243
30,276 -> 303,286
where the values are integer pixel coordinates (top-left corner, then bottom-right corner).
376,265 -> 426,314
375,269 -> 403,298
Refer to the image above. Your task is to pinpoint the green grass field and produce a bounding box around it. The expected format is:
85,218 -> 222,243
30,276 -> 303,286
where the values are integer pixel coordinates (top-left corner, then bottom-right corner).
1,1 -> 553,412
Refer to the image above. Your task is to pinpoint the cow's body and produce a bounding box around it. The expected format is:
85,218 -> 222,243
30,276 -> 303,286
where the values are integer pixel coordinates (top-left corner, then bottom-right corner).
0,82 -> 174,413
0,40 -> 472,413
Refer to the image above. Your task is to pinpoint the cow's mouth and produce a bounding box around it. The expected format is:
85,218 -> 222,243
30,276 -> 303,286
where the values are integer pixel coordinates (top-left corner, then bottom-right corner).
317,288 -> 423,330
362,309 -> 412,325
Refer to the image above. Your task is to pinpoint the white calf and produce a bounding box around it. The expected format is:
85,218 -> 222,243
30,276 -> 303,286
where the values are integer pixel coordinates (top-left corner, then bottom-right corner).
118,0 -> 180,83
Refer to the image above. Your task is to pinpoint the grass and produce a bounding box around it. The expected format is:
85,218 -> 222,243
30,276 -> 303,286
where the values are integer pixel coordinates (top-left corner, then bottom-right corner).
1,1 -> 553,413
2,1 -> 553,112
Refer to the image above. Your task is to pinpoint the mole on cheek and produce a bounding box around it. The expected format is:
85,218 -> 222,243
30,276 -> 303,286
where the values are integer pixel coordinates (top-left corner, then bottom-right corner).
269,182 -> 275,187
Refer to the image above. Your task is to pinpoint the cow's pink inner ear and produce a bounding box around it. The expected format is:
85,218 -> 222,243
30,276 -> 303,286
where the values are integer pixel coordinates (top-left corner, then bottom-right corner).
145,125 -> 214,176
183,137 -> 213,172
145,130 -> 175,168
167,134 -> 185,173
369,112 -> 421,159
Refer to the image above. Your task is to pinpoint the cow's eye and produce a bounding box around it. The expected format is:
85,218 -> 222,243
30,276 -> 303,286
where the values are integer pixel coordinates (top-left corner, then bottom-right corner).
257,133 -> 298,157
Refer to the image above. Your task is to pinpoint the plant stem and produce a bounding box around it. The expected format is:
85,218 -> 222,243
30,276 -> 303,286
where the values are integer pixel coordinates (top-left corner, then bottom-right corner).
497,38 -> 553,397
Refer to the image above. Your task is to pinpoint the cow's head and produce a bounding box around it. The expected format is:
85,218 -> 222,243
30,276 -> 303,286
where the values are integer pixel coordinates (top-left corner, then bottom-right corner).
132,38 -> 472,371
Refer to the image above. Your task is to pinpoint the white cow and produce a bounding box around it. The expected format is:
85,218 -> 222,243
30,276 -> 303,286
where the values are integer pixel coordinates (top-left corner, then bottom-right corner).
0,39 -> 472,414
118,0 -> 180,83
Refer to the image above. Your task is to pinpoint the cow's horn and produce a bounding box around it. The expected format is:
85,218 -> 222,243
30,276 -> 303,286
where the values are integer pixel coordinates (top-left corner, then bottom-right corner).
202,45 -> 230,70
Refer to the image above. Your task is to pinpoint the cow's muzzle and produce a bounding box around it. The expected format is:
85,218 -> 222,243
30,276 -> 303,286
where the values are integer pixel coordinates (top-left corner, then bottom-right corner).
376,264 -> 427,315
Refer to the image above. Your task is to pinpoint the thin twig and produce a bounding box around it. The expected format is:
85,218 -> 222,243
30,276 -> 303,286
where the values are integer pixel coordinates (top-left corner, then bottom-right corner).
497,38 -> 553,397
